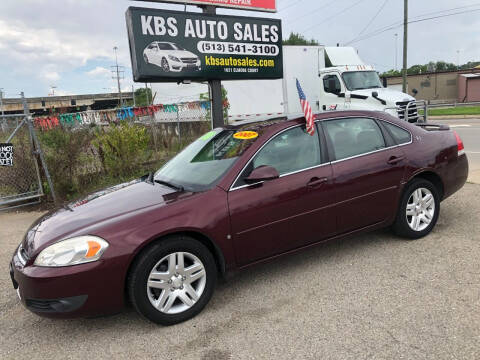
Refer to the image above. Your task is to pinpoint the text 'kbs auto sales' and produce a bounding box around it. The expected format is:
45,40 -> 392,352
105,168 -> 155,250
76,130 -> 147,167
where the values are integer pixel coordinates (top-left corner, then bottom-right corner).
126,7 -> 283,82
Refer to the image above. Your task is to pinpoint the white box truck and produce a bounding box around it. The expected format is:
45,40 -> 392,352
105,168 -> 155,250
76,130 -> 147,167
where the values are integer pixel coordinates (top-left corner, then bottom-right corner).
224,46 -> 418,122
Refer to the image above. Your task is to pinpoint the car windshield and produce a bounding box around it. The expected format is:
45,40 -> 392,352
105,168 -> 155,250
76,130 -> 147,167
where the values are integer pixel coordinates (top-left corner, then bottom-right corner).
172,44 -> 186,51
158,43 -> 175,50
342,71 -> 383,91
154,129 -> 257,192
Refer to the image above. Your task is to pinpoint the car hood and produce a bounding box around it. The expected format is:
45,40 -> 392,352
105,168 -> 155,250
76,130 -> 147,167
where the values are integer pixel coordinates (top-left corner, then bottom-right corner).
166,50 -> 198,58
351,87 -> 415,104
22,179 -> 193,257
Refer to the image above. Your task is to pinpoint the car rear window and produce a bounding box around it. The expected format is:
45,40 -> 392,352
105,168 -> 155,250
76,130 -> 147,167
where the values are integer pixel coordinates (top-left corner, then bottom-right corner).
324,117 -> 386,161
382,122 -> 411,145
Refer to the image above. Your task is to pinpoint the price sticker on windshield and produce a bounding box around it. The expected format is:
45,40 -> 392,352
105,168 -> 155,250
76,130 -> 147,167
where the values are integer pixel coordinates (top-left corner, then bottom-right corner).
233,131 -> 258,140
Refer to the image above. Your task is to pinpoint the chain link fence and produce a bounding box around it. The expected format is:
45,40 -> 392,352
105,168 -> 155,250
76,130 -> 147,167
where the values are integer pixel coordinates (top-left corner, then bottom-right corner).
2,100 -> 213,205
0,113 -> 45,210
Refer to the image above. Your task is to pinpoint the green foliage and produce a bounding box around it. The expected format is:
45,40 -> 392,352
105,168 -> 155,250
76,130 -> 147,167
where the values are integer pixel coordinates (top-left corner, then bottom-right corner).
283,32 -> 319,46
135,87 -> 153,107
124,87 -> 153,107
93,121 -> 152,177
381,60 -> 479,77
39,127 -> 94,199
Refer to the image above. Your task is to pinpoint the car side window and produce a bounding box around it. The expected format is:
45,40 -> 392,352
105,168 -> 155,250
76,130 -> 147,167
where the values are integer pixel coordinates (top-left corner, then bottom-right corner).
323,75 -> 342,95
233,126 -> 321,188
382,122 -> 411,145
324,117 -> 386,161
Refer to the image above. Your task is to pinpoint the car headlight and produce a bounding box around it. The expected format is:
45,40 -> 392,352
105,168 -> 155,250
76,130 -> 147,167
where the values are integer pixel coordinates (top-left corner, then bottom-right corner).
34,236 -> 109,267
168,55 -> 180,62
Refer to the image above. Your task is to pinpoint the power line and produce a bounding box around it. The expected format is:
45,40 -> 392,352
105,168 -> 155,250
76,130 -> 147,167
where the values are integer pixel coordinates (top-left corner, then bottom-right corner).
283,0 -> 336,26
355,0 -> 389,39
408,3 -> 480,21
300,0 -> 368,34
345,6 -> 480,45
278,0 -> 304,12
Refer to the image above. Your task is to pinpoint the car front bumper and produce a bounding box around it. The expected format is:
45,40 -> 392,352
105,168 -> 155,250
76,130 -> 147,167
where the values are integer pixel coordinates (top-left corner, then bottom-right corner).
10,248 -> 126,318
169,60 -> 201,72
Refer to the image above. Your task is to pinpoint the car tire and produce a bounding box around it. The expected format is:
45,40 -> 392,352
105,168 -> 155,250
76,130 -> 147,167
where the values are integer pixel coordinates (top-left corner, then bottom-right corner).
161,57 -> 170,72
128,236 -> 217,325
392,178 -> 440,239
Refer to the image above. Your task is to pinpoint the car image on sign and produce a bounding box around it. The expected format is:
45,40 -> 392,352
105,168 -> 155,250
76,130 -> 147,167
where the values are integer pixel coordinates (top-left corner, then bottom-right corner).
143,41 -> 201,72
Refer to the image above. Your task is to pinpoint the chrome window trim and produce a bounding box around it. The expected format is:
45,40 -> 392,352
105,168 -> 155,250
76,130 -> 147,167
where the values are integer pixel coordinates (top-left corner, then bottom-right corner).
230,162 -> 331,191
379,118 -> 413,145
228,116 -> 413,191
229,124 -> 324,191
324,116 -> 413,164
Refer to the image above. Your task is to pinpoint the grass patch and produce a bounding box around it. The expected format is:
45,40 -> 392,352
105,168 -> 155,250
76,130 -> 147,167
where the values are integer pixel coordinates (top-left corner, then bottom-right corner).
420,106 -> 480,116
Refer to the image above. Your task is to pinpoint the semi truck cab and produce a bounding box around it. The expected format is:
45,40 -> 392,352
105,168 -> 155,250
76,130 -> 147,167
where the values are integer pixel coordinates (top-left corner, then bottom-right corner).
318,47 -> 418,122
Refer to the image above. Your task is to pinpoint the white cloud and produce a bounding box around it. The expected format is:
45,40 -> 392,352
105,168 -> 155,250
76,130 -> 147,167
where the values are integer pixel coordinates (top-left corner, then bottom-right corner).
86,66 -> 111,77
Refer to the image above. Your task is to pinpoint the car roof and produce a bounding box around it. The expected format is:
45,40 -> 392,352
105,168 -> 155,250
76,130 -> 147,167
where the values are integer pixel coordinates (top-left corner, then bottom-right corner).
225,110 -> 405,134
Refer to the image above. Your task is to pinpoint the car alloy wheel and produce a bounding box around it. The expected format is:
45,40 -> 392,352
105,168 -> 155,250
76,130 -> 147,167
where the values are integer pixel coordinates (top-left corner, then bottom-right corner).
406,188 -> 435,232
128,236 -> 216,325
161,58 -> 170,72
392,178 -> 440,239
146,252 -> 206,314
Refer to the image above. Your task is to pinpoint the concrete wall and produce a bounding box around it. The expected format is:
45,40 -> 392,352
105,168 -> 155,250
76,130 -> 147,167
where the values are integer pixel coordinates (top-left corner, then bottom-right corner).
387,72 -> 459,102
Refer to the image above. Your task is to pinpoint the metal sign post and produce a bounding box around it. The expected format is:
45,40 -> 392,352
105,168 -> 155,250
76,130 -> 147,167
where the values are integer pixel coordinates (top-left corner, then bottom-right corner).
21,92 -> 58,205
203,5 -> 223,128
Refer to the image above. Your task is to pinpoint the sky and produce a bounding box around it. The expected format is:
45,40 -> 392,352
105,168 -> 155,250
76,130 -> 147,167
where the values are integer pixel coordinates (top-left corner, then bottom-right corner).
0,0 -> 480,99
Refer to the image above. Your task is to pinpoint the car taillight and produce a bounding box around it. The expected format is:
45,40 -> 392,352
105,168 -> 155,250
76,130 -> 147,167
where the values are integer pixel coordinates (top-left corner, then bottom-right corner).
453,131 -> 465,156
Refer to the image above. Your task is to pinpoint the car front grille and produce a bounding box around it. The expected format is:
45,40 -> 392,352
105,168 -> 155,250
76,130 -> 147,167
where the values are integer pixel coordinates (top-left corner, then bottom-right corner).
396,101 -> 418,122
181,58 -> 197,64
26,299 -> 61,312
26,295 -> 88,313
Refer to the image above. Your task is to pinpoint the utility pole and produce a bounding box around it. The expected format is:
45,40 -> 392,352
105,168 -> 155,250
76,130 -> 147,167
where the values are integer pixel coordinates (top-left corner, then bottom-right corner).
132,85 -> 136,107
50,85 -> 57,96
402,0 -> 408,93
203,5 -> 224,129
394,33 -> 398,71
145,83 -> 150,105
0,88 -> 5,117
456,50 -> 460,69
112,46 -> 124,107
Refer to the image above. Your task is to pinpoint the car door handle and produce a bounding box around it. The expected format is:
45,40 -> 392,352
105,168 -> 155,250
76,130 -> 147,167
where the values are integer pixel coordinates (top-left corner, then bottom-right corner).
387,156 -> 405,165
307,177 -> 328,188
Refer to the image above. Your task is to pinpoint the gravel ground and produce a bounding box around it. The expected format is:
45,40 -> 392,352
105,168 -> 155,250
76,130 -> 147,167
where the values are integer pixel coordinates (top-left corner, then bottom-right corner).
1,184 -> 479,360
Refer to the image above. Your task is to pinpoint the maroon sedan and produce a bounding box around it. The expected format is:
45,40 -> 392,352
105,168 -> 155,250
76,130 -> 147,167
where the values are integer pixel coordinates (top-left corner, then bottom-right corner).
10,111 -> 468,325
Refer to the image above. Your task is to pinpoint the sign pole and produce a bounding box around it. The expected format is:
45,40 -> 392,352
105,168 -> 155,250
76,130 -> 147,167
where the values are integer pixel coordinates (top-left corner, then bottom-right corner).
202,5 -> 224,129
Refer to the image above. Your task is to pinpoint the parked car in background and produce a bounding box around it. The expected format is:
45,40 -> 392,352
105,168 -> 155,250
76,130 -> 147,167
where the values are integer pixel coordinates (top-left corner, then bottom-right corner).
10,111 -> 468,325
143,41 -> 201,72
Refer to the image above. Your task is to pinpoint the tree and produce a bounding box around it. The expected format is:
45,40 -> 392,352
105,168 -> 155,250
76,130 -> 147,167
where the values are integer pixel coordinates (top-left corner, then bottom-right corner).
381,60 -> 479,77
133,87 -> 152,107
283,32 -> 319,46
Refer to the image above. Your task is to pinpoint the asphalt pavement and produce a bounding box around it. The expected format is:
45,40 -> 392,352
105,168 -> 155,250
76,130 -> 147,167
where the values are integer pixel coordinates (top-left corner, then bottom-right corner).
1,183 -> 479,360
432,118 -> 480,184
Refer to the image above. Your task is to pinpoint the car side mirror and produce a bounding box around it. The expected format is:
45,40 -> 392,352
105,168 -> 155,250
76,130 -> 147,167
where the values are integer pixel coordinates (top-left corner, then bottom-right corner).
245,165 -> 279,183
372,91 -> 379,98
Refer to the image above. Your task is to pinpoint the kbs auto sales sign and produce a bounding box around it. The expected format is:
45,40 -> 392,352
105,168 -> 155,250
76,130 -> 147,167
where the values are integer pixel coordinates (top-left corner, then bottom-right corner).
135,0 -> 276,13
126,7 -> 283,82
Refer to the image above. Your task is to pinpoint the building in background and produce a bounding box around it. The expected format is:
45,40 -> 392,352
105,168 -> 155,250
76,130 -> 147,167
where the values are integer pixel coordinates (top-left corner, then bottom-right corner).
384,68 -> 480,103
1,92 -> 133,115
